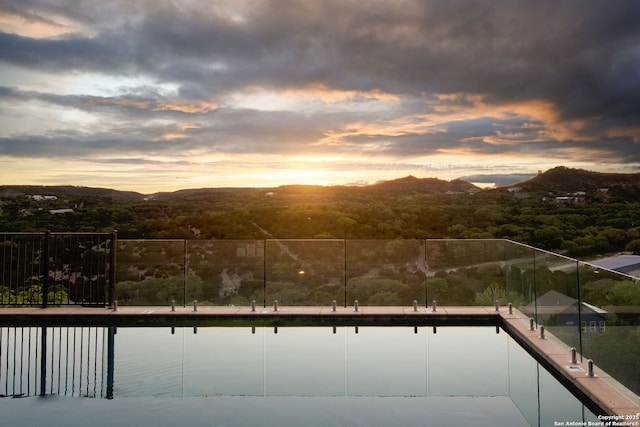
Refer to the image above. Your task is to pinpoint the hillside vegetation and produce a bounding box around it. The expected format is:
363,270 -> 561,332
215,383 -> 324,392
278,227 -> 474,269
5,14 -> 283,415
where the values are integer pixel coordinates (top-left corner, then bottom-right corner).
1,167 -> 639,257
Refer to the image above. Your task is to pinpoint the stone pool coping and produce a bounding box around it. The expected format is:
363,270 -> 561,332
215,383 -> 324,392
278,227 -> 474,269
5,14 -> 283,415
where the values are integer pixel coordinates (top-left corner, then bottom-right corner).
0,305 -> 501,327
501,308 -> 640,421
1,304 -> 639,419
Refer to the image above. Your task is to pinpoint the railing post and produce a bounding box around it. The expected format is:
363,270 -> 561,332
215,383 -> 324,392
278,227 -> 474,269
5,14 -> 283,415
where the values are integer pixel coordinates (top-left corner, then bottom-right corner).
183,239 -> 187,308
42,231 -> 50,308
106,327 -> 116,399
263,239 -> 267,308
576,260 -> 584,361
40,326 -> 47,395
344,239 -> 347,308
109,231 -> 117,308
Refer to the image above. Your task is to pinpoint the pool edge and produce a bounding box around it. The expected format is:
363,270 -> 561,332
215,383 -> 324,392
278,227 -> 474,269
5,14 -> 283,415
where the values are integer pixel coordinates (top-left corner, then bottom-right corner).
500,309 -> 640,419
2,305 -> 639,418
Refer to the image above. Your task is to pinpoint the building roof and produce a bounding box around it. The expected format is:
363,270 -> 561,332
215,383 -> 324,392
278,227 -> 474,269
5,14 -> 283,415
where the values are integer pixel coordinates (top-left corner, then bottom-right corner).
535,290 -> 577,307
523,290 -> 608,316
589,255 -> 640,278
581,302 -> 608,315
590,255 -> 640,270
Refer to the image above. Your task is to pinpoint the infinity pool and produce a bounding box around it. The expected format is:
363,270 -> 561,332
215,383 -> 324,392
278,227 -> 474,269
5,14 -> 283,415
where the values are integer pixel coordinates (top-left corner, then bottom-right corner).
1,325 -> 599,426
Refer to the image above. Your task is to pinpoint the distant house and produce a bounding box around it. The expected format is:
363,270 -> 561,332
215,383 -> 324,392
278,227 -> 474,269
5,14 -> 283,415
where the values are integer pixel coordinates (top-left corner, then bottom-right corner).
523,290 -> 607,333
554,193 -> 586,204
589,255 -> 640,278
20,208 -> 41,216
29,195 -> 58,201
49,209 -> 74,215
554,196 -> 574,203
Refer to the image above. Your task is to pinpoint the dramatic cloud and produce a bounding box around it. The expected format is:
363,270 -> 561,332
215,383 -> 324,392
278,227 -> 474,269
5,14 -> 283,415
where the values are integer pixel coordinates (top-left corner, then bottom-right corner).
0,0 -> 639,191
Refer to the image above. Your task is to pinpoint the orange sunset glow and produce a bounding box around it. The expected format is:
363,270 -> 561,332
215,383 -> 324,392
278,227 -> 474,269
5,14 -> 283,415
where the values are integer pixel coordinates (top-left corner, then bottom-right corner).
1,1 -> 639,192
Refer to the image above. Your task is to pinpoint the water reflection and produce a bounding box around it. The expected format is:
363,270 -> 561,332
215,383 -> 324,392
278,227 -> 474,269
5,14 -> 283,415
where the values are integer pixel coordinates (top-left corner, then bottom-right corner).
1,325 -> 598,426
0,326 -> 113,399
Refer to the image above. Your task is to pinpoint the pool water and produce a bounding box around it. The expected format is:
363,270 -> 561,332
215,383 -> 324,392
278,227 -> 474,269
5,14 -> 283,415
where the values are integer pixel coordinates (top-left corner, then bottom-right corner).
1,325 -> 599,426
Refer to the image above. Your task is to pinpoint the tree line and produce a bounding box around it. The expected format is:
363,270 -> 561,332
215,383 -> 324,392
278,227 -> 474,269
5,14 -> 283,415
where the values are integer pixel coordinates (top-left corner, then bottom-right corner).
1,185 -> 639,258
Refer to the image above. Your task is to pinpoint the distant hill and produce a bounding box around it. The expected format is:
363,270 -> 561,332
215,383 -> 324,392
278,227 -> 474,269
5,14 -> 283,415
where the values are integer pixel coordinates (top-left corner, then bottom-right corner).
368,175 -> 479,195
0,176 -> 477,202
0,185 -> 145,200
148,187 -> 259,201
511,167 -> 640,195
152,175 -> 479,200
2,167 -> 639,201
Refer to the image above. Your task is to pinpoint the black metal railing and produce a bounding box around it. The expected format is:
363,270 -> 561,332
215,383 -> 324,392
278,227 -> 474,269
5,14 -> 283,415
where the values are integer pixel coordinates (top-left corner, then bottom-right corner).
1,232 -> 116,308
0,326 -> 113,398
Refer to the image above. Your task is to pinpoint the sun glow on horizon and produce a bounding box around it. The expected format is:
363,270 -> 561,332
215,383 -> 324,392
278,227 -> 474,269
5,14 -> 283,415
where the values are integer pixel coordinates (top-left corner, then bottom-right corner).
238,168 -> 335,187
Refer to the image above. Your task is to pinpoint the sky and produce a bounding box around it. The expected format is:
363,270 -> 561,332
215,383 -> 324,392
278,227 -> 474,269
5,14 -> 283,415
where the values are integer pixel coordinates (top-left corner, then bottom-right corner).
1,0 -> 639,193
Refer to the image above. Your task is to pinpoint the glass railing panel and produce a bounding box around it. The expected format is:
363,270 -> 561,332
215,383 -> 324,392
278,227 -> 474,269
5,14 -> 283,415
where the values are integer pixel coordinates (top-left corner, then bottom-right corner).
470,239 -> 514,307
424,239 -> 506,306
345,239 -> 425,306
425,239 -> 488,270
578,263 -> 640,396
503,240 -> 537,312
115,240 -> 185,305
529,249 -> 581,351
185,240 -> 265,306
265,239 -> 345,306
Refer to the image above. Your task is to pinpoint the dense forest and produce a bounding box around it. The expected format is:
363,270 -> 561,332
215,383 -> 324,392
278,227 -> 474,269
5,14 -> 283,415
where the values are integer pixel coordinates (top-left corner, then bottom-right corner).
1,167 -> 639,258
